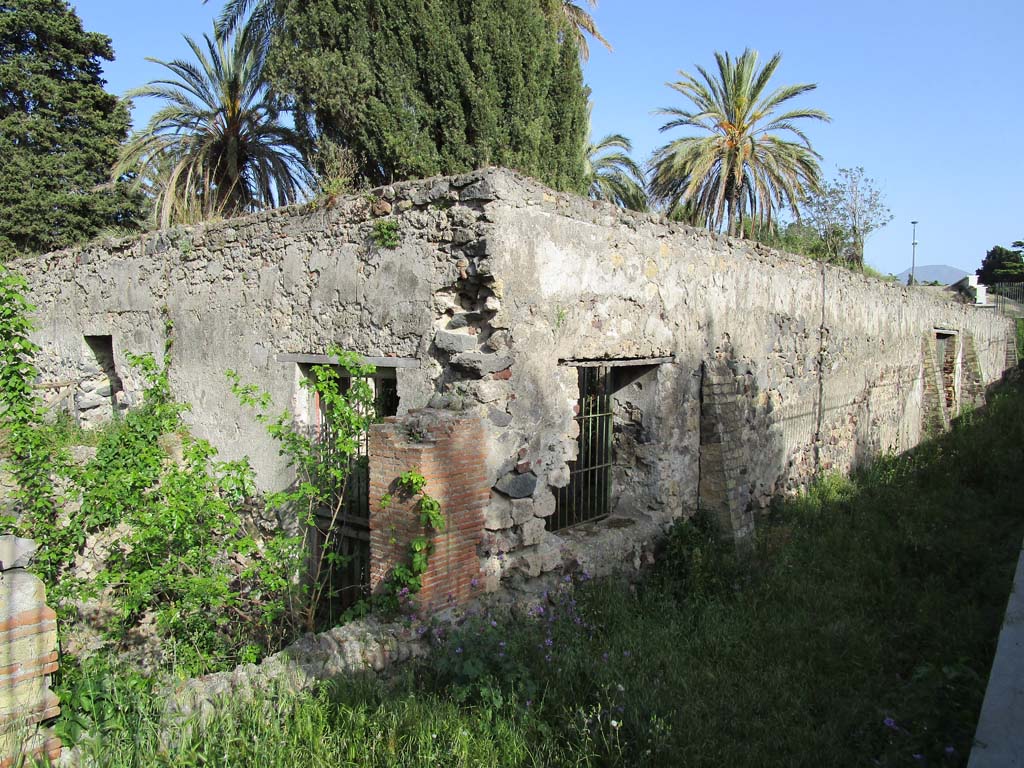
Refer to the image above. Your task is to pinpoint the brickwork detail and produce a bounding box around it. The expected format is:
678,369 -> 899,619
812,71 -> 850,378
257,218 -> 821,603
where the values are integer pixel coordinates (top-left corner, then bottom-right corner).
368,411 -> 488,611
699,359 -> 755,542
1006,326 -> 1019,371
921,335 -> 948,438
0,537 -> 61,768
961,332 -> 987,411
941,340 -> 959,414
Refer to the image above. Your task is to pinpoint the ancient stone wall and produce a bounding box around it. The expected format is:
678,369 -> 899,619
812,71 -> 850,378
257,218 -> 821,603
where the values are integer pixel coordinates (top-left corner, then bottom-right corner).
476,170 -> 1011,555
18,175 -> 498,491
17,168 -> 1014,595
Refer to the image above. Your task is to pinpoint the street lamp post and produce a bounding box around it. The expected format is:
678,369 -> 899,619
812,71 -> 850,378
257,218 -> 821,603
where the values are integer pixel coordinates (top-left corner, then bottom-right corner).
910,220 -> 919,286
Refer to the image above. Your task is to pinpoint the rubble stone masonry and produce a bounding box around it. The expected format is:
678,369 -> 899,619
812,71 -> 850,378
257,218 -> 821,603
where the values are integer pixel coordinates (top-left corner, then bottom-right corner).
16,168 -> 1015,593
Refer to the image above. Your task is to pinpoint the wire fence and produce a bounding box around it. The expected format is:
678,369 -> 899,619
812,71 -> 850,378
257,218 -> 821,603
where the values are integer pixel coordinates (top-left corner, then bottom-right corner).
990,283 -> 1024,319
988,283 -> 1024,364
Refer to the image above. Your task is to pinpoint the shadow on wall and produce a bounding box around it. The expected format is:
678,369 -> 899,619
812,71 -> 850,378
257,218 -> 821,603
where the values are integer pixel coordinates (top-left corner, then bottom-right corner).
698,344 -> 924,545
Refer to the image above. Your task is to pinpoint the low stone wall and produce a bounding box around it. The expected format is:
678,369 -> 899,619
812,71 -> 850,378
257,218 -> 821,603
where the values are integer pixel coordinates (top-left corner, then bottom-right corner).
0,537 -> 61,768
162,615 -> 429,724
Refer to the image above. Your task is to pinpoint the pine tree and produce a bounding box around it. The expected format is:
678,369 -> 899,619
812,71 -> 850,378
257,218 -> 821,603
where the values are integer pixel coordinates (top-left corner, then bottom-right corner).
0,0 -> 142,259
266,0 -> 588,191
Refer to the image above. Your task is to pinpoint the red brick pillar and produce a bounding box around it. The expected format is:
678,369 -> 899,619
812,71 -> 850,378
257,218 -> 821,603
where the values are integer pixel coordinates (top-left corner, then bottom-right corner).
1,538 -> 61,768
368,410 -> 488,612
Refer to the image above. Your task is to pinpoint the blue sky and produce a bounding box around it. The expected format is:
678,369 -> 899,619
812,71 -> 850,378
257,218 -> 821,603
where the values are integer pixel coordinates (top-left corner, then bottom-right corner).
72,0 -> 1022,277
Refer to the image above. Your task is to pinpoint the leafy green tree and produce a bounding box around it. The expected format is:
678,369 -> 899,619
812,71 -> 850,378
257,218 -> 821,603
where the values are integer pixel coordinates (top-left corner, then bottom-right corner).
264,0 -> 588,190
208,0 -> 613,69
977,243 -> 1024,284
585,130 -> 647,211
801,167 -> 892,267
0,0 -> 142,259
649,48 -> 830,238
114,21 -> 310,227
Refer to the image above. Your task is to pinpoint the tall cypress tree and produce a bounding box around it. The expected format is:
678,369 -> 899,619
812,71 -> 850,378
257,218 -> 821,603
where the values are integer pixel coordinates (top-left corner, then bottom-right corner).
268,0 -> 588,191
0,0 -> 142,259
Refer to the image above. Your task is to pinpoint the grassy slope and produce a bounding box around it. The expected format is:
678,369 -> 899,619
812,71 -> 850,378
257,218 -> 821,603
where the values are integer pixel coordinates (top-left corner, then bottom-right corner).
64,376 -> 1024,767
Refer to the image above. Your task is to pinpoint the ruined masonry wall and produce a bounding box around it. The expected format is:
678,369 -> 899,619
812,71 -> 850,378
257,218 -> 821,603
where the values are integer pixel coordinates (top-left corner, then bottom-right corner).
17,168 -> 1014,594
18,175 -> 499,491
473,171 -> 1011,562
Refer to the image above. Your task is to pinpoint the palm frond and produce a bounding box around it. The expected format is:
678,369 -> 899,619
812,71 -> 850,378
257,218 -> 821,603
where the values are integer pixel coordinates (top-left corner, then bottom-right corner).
583,107 -> 647,211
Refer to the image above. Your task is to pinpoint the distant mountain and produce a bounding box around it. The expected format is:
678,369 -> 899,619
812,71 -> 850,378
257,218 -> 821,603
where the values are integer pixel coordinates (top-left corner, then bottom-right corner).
894,264 -> 970,286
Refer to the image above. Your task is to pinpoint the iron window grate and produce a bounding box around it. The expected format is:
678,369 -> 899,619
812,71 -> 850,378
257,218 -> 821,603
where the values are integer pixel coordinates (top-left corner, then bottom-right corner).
548,366 -> 614,531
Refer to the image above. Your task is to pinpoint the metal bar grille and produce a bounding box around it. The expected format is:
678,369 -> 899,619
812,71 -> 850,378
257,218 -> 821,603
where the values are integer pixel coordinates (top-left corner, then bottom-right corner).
310,371 -> 400,622
548,366 -> 613,531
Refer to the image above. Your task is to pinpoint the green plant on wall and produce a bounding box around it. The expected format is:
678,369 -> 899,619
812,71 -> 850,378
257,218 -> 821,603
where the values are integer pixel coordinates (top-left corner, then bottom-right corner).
377,468 -> 446,605
0,265 -> 61,530
229,347 -> 378,632
371,219 -> 400,249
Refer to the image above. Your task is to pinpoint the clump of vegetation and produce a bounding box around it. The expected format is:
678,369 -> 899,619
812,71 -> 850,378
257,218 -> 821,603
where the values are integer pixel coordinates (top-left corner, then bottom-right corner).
14,353 -> 301,674
374,468 -> 446,608
53,373 -> 1024,766
2,268 -> 301,675
371,219 -> 401,249
311,139 -> 360,207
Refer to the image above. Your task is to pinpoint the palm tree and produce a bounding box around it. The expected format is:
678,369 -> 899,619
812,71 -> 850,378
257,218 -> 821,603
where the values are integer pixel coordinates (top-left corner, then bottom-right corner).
115,21 -> 310,227
585,132 -> 647,211
205,0 -> 275,60
649,49 -> 830,237
559,0 -> 612,61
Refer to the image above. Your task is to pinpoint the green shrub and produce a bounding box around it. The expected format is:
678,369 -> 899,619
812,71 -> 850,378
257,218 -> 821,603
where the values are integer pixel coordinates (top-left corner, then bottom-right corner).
9,339 -> 301,674
647,510 -> 740,603
371,218 -> 400,248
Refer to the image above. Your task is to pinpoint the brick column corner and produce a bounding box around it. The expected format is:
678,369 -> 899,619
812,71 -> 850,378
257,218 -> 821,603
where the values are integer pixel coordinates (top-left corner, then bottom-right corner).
368,410 -> 489,612
0,537 -> 61,768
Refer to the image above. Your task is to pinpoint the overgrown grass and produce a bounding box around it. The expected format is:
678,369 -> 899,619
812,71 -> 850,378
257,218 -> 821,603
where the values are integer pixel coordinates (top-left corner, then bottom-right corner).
52,377 -> 1024,767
